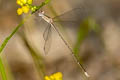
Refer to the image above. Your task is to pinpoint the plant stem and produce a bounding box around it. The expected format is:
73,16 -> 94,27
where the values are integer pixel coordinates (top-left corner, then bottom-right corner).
0,57 -> 7,80
0,20 -> 24,54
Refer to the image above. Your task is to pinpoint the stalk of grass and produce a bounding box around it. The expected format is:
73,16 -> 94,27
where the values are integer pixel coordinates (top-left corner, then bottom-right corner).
0,57 -> 7,80
0,20 -> 25,54
0,0 -> 51,80
0,20 -> 25,80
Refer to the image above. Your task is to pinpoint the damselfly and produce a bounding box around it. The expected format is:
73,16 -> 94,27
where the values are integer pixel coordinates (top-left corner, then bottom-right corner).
38,8 -> 89,78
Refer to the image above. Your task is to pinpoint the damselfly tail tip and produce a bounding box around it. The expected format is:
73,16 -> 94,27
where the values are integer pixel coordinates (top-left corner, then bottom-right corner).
84,72 -> 90,78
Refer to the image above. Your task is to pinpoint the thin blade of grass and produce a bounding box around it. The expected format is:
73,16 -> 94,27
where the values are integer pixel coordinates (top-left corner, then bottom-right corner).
0,20 -> 24,54
0,57 -> 7,80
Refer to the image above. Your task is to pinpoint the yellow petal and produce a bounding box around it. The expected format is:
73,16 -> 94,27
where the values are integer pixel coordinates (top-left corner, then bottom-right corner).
50,75 -> 55,80
27,0 -> 33,4
44,76 -> 51,80
53,72 -> 63,80
22,6 -> 30,13
21,0 -> 27,4
44,72 -> 63,80
17,8 -> 23,15
16,0 -> 23,6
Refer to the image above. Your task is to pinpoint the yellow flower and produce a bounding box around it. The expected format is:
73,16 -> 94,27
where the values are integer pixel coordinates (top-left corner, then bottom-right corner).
21,0 -> 27,4
27,0 -> 33,4
16,0 -> 23,6
50,75 -> 55,79
53,72 -> 62,80
16,0 -> 35,15
16,0 -> 33,6
44,72 -> 63,80
45,76 -> 51,80
17,8 -> 23,15
22,6 -> 30,13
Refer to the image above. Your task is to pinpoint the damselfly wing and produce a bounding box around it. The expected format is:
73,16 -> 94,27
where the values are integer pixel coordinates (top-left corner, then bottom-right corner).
43,24 -> 52,55
40,8 -> 88,55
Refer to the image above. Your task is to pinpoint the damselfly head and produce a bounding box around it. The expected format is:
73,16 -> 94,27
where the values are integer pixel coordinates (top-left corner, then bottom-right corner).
38,10 -> 45,17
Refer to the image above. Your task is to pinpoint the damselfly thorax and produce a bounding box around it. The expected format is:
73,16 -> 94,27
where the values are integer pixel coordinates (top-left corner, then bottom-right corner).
38,11 -> 53,23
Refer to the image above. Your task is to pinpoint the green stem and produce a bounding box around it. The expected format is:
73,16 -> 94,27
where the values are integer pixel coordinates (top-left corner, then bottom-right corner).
32,0 -> 51,14
0,57 -> 7,80
0,20 -> 24,54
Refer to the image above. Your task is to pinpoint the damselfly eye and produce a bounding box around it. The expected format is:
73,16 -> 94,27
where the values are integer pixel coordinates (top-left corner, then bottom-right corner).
38,10 -> 45,16
38,13 -> 42,16
41,11 -> 45,14
39,10 -> 44,13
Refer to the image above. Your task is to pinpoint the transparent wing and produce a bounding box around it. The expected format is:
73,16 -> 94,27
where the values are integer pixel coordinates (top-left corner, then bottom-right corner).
53,8 -> 89,28
53,7 -> 88,22
43,24 -> 52,55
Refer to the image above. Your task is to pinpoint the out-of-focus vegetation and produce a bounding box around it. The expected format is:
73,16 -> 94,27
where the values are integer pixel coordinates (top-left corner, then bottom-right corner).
0,0 -> 120,80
